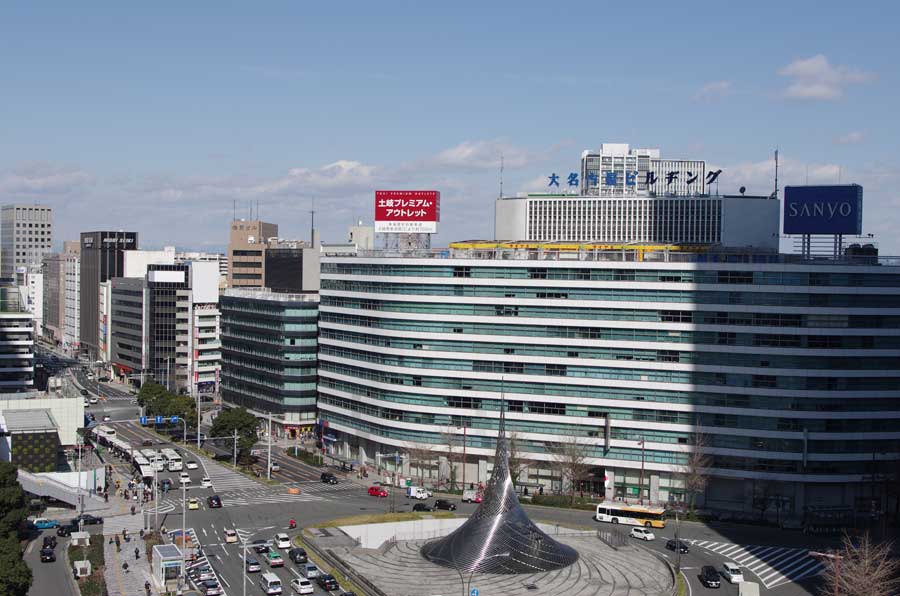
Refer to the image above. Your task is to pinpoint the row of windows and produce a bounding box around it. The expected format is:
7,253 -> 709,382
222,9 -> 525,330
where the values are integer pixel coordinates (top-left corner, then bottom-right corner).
319,313 -> 900,349
321,280 -> 900,308
321,263 -> 900,288
319,328 -> 899,370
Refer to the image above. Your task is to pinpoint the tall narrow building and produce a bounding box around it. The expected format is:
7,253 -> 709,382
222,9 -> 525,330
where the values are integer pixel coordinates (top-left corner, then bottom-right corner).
1,205 -> 53,279
227,219 -> 277,288
79,231 -> 138,360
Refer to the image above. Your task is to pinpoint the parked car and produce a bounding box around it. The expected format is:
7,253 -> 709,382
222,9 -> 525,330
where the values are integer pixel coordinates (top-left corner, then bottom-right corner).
186,460 -> 199,470
72,514 -> 103,526
320,472 -> 338,484
316,574 -> 339,591
266,550 -> 284,567
629,527 -> 655,541
207,495 -> 222,508
42,535 -> 57,549
32,518 -> 59,530
288,547 -> 308,564
224,529 -> 238,543
201,477 -> 212,488
40,547 -> 56,562
433,499 -> 456,511
290,578 -> 314,594
188,497 -> 201,510
368,486 -> 388,497
412,503 -> 433,512
721,562 -> 744,583
700,566 -> 721,588
56,523 -> 78,537
303,563 -> 319,579
275,533 -> 291,549
244,556 -> 262,573
665,539 -> 689,553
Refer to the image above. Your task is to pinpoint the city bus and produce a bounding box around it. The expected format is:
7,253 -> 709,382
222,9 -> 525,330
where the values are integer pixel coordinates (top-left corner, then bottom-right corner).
132,455 -> 155,481
161,448 -> 183,472
141,449 -> 166,472
594,503 -> 667,529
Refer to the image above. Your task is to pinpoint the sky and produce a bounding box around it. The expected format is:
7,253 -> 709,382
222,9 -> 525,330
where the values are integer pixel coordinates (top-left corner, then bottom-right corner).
1,1 -> 898,253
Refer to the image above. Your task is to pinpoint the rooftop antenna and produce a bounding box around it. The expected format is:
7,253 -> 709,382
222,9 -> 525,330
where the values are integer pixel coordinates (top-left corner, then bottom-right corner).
838,166 -> 842,184
499,152 -> 504,199
233,200 -> 236,221
256,200 -> 260,221
774,148 -> 779,199
310,197 -> 316,244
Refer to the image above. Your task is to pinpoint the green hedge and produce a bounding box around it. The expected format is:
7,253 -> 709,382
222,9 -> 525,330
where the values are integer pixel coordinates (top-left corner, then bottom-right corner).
530,494 -> 599,511
287,449 -> 323,467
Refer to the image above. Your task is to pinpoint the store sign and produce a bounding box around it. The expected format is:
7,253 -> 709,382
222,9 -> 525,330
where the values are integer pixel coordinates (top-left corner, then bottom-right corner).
375,190 -> 440,233
549,170 -> 722,191
783,185 -> 863,235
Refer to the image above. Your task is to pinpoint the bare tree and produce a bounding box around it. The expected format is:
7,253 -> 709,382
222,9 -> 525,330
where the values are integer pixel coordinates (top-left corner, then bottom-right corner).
506,431 -> 532,488
440,428 -> 463,491
682,433 -> 711,513
819,533 -> 900,596
405,442 -> 437,487
548,433 -> 591,505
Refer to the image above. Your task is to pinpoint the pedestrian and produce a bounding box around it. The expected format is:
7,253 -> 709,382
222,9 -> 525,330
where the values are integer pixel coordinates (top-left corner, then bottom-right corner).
104,492 -> 109,503
135,547 -> 140,560
122,561 -> 129,574
115,535 -> 121,551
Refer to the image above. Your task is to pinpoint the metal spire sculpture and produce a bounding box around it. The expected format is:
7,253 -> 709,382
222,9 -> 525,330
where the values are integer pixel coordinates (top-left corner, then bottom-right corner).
421,395 -> 579,574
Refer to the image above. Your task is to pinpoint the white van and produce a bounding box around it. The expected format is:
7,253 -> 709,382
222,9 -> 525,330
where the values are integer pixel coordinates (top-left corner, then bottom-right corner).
721,562 -> 744,583
406,486 -> 431,500
462,489 -> 482,503
260,572 -> 282,595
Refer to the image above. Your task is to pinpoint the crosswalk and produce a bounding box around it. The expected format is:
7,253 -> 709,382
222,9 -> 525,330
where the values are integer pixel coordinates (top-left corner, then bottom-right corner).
103,513 -> 148,536
200,458 -> 263,493
685,539 -> 825,589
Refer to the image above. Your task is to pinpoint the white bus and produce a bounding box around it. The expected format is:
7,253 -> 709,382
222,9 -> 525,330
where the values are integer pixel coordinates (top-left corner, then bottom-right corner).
161,448 -> 183,472
141,449 -> 166,472
132,455 -> 155,481
594,502 -> 667,529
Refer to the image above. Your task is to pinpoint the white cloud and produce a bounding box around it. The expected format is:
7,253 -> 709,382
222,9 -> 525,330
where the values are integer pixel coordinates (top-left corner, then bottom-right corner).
834,131 -> 865,145
428,139 -> 538,171
0,163 -> 93,196
693,81 -> 732,102
777,54 -> 874,100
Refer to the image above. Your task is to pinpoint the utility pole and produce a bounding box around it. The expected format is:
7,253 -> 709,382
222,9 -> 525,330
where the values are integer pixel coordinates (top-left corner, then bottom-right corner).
462,424 -> 467,489
233,429 -> 238,468
180,481 -> 187,591
638,438 -> 646,505
196,391 -> 202,450
267,413 -> 272,481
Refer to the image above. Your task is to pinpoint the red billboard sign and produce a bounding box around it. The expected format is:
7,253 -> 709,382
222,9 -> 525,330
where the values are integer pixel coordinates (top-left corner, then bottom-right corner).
374,190 -> 440,233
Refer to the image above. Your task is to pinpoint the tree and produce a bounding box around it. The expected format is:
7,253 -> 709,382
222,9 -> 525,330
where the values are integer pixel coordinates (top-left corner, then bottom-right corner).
439,428 -> 463,491
506,432 -> 532,488
138,382 -> 198,430
405,443 -> 437,487
0,462 -> 27,538
209,407 -> 260,464
682,433 -> 711,513
820,533 -> 900,596
0,535 -> 31,596
548,434 -> 591,505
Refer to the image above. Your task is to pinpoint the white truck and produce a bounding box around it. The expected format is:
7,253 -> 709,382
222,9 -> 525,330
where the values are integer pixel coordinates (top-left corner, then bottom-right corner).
405,486 -> 431,499
738,582 -> 759,596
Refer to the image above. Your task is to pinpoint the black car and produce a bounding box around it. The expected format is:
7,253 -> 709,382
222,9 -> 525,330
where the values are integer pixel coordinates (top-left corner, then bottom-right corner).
433,499 -> 456,511
42,535 -> 57,549
56,523 -> 78,537
207,495 -> 222,508
288,547 -> 308,564
317,574 -> 339,591
72,514 -> 103,526
250,540 -> 270,554
412,503 -> 433,512
665,539 -> 689,554
700,565 -> 721,588
321,472 -> 338,484
40,547 -> 56,562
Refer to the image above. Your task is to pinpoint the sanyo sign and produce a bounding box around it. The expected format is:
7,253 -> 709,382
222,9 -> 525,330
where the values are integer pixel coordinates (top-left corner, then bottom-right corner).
783,184 -> 863,235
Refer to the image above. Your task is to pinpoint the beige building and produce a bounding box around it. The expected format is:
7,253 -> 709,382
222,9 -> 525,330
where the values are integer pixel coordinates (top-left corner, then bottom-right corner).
227,219 -> 278,288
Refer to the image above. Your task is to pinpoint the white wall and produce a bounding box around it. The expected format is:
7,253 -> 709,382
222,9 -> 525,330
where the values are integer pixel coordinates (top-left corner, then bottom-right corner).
0,395 -> 83,446
494,198 -> 528,240
188,261 -> 219,303
123,248 -> 175,278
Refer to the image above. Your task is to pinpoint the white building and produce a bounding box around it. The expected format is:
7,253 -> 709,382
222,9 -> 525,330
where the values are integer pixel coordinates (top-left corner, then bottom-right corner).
63,253 -> 80,354
15,268 -> 43,338
579,143 -> 707,197
0,205 -> 53,279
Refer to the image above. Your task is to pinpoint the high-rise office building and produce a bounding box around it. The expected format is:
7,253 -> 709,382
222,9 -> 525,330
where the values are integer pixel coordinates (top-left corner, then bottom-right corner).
79,231 -> 138,359
227,219 -> 278,288
42,254 -> 67,345
0,283 -> 34,392
220,289 -> 318,436
63,252 -> 80,353
0,205 -> 53,279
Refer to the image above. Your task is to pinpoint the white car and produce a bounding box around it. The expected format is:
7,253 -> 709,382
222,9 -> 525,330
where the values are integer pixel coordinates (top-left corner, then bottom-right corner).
224,529 -> 238,544
275,533 -> 291,549
89,397 -> 98,404
186,460 -> 199,470
102,415 -> 111,422
721,562 -> 744,583
179,472 -> 191,484
201,477 -> 212,488
290,578 -> 314,594
629,527 -> 655,541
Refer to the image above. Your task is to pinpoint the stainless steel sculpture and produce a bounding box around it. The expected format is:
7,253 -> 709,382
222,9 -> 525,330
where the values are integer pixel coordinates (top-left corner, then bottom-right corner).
421,403 -> 579,574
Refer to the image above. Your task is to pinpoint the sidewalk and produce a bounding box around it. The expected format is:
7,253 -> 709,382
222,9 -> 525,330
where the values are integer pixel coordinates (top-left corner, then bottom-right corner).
103,533 -> 154,596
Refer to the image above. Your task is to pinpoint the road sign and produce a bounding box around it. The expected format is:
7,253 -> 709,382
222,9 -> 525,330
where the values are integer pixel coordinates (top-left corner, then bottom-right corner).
170,416 -> 178,424
139,416 -> 147,425
155,415 -> 163,425
471,589 -> 478,596
406,479 -> 412,487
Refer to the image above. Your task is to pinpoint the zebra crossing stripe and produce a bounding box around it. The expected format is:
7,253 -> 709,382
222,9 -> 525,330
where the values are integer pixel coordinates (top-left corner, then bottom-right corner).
759,551 -> 810,583
769,559 -> 823,588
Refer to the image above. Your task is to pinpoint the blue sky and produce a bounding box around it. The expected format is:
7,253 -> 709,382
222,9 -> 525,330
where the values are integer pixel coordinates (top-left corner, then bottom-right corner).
1,1 -> 897,252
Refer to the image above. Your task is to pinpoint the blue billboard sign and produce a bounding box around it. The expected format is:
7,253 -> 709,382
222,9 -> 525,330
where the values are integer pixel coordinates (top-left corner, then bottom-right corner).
783,185 -> 863,235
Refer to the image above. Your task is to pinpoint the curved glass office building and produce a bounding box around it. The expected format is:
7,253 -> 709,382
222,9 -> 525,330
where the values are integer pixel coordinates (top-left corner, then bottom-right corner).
318,244 -> 900,514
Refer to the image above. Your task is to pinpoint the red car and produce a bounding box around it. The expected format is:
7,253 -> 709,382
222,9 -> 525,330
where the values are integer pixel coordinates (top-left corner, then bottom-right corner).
367,486 -> 388,497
